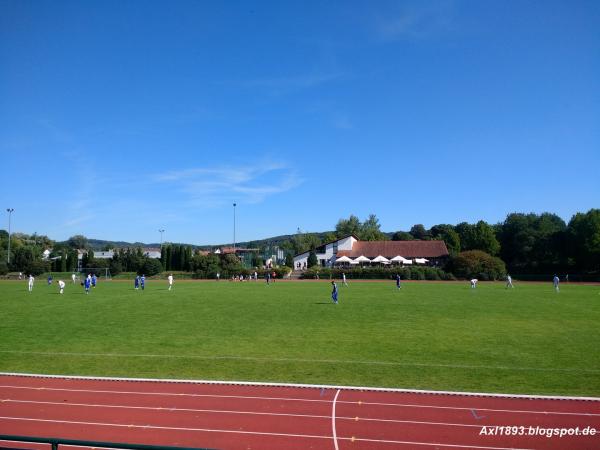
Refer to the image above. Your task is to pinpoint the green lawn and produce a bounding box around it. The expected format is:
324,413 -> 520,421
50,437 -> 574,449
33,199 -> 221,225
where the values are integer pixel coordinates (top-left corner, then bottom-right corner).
1,279 -> 599,396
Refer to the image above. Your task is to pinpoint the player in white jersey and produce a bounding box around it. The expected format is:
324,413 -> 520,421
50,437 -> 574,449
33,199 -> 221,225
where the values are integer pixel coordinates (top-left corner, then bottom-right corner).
58,280 -> 65,294
168,274 -> 173,291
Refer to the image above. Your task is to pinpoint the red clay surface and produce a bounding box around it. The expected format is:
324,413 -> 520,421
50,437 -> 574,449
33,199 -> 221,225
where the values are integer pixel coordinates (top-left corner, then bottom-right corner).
0,374 -> 599,450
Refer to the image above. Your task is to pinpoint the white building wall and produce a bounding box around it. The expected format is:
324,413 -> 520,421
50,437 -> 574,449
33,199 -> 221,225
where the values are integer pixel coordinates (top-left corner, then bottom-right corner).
337,236 -> 356,251
293,252 -> 309,269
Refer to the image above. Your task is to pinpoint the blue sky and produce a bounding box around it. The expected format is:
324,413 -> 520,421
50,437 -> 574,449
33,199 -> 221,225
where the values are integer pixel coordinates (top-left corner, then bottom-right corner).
1,0 -> 598,245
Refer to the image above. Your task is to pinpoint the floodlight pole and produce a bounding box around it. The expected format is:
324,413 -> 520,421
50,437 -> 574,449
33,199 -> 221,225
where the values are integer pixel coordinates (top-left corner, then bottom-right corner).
6,208 -> 14,264
233,202 -> 237,251
159,229 -> 165,247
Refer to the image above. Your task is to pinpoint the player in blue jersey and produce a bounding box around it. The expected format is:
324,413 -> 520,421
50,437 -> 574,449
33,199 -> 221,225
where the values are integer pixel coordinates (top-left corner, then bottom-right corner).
91,274 -> 97,288
134,275 -> 139,290
84,276 -> 91,294
140,274 -> 146,290
396,273 -> 401,289
331,281 -> 338,304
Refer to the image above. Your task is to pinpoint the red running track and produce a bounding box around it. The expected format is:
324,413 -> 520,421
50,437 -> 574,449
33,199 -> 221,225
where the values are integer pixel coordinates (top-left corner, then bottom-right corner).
0,374 -> 599,450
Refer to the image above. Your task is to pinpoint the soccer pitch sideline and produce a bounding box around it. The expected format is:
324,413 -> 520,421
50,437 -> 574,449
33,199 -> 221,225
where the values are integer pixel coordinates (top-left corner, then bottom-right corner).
1,280 -> 599,397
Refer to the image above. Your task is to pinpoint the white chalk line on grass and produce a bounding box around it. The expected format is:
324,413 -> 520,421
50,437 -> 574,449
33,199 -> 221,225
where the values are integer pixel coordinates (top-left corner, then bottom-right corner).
332,389 -> 341,450
0,350 -> 598,373
0,416 -> 535,450
1,385 -> 599,416
0,399 -> 489,429
2,372 -> 599,402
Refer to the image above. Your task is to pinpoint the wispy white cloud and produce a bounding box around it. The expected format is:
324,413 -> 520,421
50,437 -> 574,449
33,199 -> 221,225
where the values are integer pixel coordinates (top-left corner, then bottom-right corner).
374,2 -> 455,40
155,162 -> 302,206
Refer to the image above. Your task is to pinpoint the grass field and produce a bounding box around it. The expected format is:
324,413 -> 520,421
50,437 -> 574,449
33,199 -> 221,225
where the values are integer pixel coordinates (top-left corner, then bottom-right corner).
1,279 -> 599,396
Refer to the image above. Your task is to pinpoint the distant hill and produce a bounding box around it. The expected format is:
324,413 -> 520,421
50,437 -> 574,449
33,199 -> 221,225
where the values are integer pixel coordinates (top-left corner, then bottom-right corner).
69,231 -> 344,251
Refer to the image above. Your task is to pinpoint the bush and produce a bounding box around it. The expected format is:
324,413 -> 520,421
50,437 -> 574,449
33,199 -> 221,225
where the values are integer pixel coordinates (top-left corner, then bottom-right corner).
0,261 -> 8,275
138,258 -> 163,276
24,260 -> 51,276
449,250 -> 506,280
300,266 -> 451,280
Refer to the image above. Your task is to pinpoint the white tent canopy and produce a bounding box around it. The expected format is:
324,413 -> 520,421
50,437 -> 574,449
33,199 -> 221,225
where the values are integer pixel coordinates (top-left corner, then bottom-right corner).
371,255 -> 390,263
354,255 -> 371,263
390,255 -> 410,263
335,256 -> 353,263
415,258 -> 429,264
349,259 -> 360,265
402,259 -> 413,265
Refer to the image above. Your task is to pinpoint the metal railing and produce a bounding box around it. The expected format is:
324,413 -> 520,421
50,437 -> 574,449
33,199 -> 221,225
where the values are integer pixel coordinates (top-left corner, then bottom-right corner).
0,435 -> 215,450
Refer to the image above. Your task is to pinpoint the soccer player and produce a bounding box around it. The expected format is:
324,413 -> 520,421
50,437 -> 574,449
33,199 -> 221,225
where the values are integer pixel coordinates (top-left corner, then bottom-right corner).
396,273 -> 401,290
168,274 -> 173,291
47,275 -> 53,285
134,275 -> 140,290
58,280 -> 65,294
342,272 -> 348,287
470,279 -> 478,289
266,271 -> 271,285
84,276 -> 91,294
71,273 -> 77,284
140,274 -> 146,290
506,274 -> 514,289
216,272 -> 220,281
91,274 -> 97,288
28,274 -> 34,292
331,280 -> 338,304
553,274 -> 560,292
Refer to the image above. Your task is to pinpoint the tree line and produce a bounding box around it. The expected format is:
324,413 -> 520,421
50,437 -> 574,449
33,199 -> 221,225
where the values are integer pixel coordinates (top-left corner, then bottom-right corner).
1,208 -> 598,278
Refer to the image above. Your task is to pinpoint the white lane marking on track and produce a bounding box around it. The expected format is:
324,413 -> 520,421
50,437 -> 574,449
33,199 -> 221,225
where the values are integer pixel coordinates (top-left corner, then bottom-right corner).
332,389 -> 340,450
4,398 -> 582,429
1,384 -> 598,417
0,350 -> 597,373
0,416 -> 535,450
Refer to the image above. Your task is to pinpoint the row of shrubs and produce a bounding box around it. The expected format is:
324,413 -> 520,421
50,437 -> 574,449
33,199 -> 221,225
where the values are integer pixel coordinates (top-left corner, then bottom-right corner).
192,267 -> 291,280
300,266 -> 456,281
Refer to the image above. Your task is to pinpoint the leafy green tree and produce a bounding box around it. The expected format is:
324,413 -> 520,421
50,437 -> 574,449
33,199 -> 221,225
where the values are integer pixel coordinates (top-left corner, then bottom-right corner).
335,215 -> 362,238
67,235 -> 89,249
410,224 -> 429,240
322,232 -> 337,243
60,249 -> 67,272
498,213 -> 566,273
307,251 -> 318,268
285,253 -> 294,267
139,258 -> 163,276
430,224 -> 461,255
449,250 -> 506,281
361,214 -> 388,241
567,209 -> 600,271
392,231 -> 414,241
456,221 -> 500,255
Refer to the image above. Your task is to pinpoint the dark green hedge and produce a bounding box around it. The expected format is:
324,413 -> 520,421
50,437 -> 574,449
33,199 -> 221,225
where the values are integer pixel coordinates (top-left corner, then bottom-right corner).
300,266 -> 455,281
